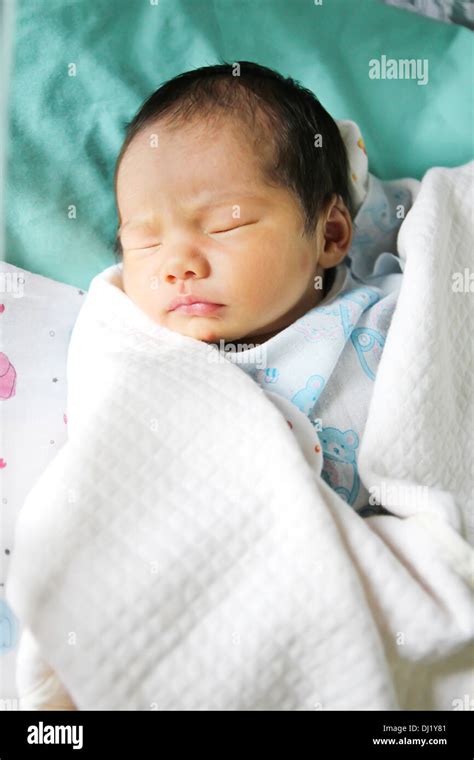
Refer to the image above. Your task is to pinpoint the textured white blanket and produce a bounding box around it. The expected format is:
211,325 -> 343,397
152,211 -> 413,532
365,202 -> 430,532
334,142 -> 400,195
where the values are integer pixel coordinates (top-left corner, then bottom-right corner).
6,162 -> 474,710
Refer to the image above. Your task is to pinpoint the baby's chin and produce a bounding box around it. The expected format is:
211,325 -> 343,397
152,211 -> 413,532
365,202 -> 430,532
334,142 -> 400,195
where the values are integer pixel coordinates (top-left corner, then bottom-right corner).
163,314 -> 254,345
163,315 -> 231,344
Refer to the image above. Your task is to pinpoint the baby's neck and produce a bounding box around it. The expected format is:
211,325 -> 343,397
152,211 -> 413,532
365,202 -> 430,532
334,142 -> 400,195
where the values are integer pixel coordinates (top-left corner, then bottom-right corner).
234,329 -> 280,347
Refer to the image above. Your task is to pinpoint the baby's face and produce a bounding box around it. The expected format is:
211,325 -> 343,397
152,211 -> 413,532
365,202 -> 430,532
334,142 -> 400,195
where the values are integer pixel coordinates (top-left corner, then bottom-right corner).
116,115 -> 337,344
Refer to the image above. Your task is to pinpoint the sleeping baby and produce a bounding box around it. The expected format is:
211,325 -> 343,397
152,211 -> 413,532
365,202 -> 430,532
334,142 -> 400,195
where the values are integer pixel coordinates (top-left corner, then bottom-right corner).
12,60 -> 408,712
114,60 -> 402,512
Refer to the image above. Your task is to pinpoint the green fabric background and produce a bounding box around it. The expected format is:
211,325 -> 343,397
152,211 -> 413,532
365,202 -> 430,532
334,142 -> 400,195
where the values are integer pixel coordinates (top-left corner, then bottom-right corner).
5,0 -> 473,289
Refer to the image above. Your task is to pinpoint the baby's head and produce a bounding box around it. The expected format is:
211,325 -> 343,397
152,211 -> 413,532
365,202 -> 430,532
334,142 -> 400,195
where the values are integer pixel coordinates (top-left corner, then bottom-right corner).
114,61 -> 354,345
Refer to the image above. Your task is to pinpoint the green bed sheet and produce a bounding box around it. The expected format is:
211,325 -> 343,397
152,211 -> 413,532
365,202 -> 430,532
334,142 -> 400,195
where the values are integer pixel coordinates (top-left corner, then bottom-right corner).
5,0 -> 473,289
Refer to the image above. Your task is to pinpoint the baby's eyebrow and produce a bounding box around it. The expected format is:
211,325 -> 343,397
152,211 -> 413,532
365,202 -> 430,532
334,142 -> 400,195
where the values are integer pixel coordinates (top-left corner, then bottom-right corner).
192,190 -> 264,210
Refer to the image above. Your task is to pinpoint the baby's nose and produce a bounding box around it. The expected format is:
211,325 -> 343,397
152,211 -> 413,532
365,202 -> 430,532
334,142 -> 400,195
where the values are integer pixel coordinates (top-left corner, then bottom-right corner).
165,268 -> 197,283
164,247 -> 210,283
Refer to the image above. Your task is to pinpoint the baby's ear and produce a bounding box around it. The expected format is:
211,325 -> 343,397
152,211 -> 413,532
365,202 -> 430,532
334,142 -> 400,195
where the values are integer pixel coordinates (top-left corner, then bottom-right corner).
309,374 -> 325,391
318,195 -> 353,270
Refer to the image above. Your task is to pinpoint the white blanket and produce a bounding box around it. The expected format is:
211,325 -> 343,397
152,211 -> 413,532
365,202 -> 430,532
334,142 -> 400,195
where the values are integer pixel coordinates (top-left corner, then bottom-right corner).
6,162 -> 474,710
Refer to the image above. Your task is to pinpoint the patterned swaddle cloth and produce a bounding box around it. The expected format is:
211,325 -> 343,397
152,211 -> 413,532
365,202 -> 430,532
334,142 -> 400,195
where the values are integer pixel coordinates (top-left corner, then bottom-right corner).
219,258 -> 402,511
217,121 -> 418,510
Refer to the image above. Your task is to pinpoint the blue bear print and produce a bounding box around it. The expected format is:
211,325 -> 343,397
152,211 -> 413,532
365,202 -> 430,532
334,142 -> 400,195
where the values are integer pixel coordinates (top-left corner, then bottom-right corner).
320,427 -> 360,506
351,327 -> 385,381
291,374 -> 325,416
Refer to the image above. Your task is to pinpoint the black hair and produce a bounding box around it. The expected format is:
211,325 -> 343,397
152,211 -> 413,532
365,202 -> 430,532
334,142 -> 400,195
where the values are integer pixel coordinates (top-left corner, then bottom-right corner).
113,60 -> 354,265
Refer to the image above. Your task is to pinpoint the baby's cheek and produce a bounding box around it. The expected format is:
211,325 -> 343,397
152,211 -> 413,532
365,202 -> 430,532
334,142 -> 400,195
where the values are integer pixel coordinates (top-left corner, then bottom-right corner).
300,251 -> 310,272
121,265 -> 142,299
300,250 -> 319,281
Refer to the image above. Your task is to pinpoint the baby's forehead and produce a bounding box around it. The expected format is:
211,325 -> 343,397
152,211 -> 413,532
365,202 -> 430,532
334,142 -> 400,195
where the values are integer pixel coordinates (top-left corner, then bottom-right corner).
116,122 -> 281,212
120,107 -> 274,174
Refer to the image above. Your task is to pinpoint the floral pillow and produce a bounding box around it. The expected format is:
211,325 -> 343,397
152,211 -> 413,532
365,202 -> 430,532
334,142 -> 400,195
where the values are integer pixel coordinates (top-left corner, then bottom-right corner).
0,262 -> 85,703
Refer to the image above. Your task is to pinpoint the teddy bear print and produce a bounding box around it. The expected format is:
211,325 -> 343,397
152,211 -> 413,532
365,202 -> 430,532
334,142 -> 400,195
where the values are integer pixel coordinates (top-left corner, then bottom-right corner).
0,352 -> 16,399
290,374 -> 326,416
320,427 -> 360,506
293,314 -> 342,343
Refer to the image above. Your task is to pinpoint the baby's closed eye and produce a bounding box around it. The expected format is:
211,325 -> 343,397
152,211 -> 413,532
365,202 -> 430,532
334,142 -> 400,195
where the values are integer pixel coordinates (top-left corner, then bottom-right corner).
206,220 -> 259,235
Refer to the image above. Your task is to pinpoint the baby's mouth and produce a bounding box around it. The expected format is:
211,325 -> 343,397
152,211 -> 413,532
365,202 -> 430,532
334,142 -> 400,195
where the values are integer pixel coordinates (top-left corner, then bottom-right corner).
171,302 -> 225,316
167,294 -> 225,315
